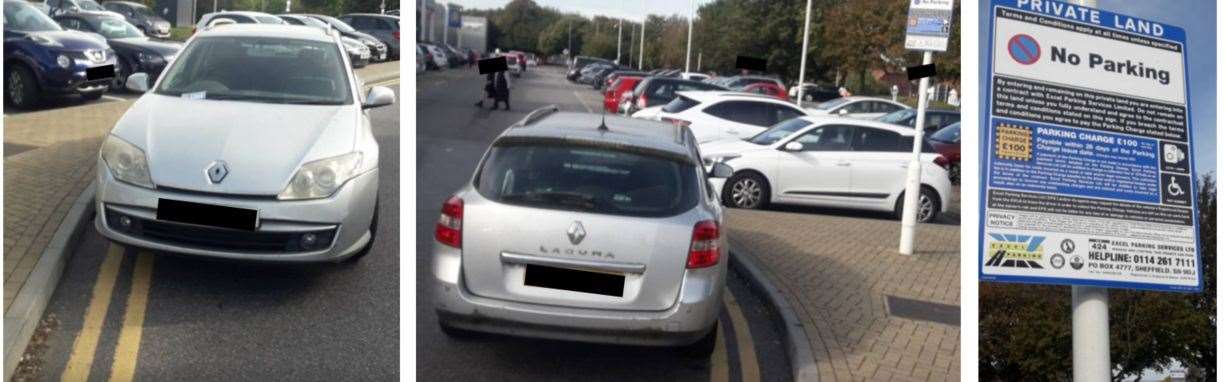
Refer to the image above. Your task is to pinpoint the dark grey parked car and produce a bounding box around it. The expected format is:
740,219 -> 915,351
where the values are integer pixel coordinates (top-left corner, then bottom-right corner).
339,13 -> 399,60
101,1 -> 169,38
296,13 -> 387,62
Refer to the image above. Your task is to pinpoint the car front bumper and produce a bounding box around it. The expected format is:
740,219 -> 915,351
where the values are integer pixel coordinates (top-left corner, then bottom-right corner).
94,160 -> 378,262
432,241 -> 724,346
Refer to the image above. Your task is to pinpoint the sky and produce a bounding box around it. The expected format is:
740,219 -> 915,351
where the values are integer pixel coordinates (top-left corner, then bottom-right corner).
443,0 -> 711,22
979,0 -> 1216,177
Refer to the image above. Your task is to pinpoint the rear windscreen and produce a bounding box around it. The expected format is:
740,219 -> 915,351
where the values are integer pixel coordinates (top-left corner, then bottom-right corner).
662,96 -> 700,114
476,143 -> 700,217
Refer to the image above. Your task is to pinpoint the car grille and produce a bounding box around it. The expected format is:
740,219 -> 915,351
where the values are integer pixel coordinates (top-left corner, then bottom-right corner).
106,209 -> 336,253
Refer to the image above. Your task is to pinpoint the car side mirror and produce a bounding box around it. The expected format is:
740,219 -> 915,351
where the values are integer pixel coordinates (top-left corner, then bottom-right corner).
363,86 -> 395,109
126,72 -> 150,92
783,141 -> 803,152
709,162 -> 734,178
837,108 -> 849,116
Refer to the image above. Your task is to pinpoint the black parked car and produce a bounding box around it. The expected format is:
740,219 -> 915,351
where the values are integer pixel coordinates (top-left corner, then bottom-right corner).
101,1 -> 169,38
625,77 -> 726,114
4,0 -> 116,108
54,11 -> 180,91
338,13 -> 399,60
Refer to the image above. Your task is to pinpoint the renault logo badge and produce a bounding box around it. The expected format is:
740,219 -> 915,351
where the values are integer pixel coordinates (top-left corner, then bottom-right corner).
206,161 -> 228,183
567,221 -> 586,245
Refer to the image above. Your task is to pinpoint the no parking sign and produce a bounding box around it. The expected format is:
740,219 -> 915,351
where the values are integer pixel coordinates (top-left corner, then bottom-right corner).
979,0 -> 1200,292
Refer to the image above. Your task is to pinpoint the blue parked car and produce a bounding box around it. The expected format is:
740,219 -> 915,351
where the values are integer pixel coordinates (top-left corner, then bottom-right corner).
4,0 -> 117,109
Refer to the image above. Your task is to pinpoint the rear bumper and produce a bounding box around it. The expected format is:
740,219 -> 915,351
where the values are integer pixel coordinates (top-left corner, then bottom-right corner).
432,242 -> 724,346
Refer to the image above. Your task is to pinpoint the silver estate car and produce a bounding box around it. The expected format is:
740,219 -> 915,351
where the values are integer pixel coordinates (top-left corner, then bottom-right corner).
432,107 -> 733,356
94,24 -> 395,262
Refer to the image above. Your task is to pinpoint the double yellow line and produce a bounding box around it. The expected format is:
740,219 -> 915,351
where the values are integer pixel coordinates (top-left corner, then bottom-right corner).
61,244 -> 154,382
711,289 -> 762,382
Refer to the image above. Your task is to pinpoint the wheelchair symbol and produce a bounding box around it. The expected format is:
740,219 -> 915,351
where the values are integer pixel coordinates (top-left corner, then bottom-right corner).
1168,176 -> 1185,197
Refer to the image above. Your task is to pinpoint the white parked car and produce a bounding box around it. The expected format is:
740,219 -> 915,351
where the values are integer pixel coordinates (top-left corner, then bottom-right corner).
808,96 -> 909,120
699,116 -> 951,223
422,43 -> 449,68
645,91 -> 812,143
679,72 -> 709,81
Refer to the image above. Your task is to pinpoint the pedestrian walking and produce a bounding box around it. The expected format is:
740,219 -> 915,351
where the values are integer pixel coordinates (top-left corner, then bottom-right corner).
475,72 -> 495,108
491,70 -> 512,110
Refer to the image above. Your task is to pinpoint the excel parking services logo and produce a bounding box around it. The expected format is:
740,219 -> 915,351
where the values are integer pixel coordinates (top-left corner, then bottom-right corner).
985,233 -> 1045,269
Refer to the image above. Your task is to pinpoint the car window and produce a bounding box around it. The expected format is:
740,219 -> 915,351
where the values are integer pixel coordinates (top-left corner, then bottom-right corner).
476,143 -> 700,217
768,105 -> 805,126
131,4 -> 152,17
57,17 -> 81,30
924,113 -> 947,130
791,125 -> 853,151
5,1 -> 63,32
876,102 -> 905,113
91,17 -> 142,38
662,95 -> 700,114
349,17 -> 375,29
317,15 -> 356,32
280,16 -> 304,25
748,118 -> 811,145
814,97 -> 850,110
704,101 -> 766,126
255,15 -> 285,24
930,122 -> 960,143
850,127 -> 903,152
79,0 -> 105,11
155,35 -> 352,105
648,82 -> 677,102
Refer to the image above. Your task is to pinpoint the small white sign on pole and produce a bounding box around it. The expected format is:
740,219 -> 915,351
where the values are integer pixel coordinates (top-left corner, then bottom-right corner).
904,0 -> 954,52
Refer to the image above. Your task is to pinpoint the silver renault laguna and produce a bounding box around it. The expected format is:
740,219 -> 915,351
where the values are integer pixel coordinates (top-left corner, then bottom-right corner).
433,107 -> 731,356
94,24 -> 394,262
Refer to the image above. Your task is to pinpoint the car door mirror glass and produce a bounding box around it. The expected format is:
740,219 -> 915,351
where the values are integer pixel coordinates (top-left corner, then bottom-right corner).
709,162 -> 734,178
126,72 -> 150,92
838,108 -> 849,115
783,141 -> 804,152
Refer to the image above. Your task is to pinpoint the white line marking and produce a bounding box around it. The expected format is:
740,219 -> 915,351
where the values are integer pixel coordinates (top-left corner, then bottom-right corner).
573,91 -> 593,113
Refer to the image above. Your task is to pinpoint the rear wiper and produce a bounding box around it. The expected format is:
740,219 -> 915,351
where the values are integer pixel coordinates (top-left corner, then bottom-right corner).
502,192 -> 598,210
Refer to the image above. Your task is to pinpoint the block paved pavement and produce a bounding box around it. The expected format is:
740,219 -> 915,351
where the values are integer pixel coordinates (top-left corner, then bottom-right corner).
2,62 -> 401,310
727,189 -> 960,381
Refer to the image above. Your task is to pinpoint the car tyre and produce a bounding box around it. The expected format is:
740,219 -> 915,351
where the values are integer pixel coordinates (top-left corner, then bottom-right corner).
111,57 -> 131,92
81,91 -> 104,101
722,172 -> 770,209
681,323 -> 718,359
894,187 -> 941,223
5,65 -> 41,109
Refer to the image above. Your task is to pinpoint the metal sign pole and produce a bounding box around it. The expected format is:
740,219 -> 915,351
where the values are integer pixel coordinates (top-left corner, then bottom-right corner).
638,15 -> 645,69
684,0 -> 693,72
898,50 -> 932,255
1072,286 -> 1110,381
617,19 -> 623,64
795,0 -> 813,106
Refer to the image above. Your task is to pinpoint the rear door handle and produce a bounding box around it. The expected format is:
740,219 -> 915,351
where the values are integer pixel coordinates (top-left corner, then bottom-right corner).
837,162 -> 852,167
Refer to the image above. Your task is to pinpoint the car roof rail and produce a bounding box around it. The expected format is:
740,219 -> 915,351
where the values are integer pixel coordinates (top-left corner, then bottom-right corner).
513,105 -> 560,128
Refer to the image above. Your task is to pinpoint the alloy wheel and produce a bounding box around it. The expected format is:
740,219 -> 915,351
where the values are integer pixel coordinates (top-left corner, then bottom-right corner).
8,70 -> 24,105
918,193 -> 935,222
731,178 -> 761,208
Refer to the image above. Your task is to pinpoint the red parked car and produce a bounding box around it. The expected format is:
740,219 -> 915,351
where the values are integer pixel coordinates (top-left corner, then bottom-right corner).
604,76 -> 643,113
739,82 -> 789,100
928,122 -> 961,183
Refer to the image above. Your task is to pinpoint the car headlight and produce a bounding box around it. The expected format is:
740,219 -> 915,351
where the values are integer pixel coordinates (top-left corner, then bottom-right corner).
29,34 -> 63,47
56,54 -> 72,68
100,135 -> 154,189
277,152 -> 363,200
702,154 -> 741,167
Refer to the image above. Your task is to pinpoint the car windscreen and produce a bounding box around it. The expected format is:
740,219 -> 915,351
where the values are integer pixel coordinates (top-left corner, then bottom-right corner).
814,97 -> 850,110
318,15 -> 356,32
154,36 -> 352,105
91,17 -> 143,38
662,95 -> 700,114
130,4 -> 153,17
748,118 -> 811,145
877,109 -> 916,125
930,122 -> 960,143
5,1 -> 62,32
476,142 -> 700,217
255,15 -> 285,24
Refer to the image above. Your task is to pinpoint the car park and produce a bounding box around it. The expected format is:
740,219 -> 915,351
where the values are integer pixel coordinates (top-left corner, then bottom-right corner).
416,45 -> 426,73
95,24 -> 395,261
100,1 -> 169,38
808,96 -> 909,119
432,106 -> 730,356
624,76 -> 726,115
338,13 -> 399,60
699,116 -> 951,222
600,70 -> 647,91
4,0 -> 116,109
53,11 -> 182,91
279,14 -> 370,68
648,91 -> 811,143
603,76 -> 642,113
295,13 -> 387,62
737,82 -> 788,100
575,62 -> 615,84
506,54 -> 521,77
568,55 -> 612,81
582,65 -> 619,87
195,10 -> 285,34
420,43 -> 448,69
875,108 -> 960,133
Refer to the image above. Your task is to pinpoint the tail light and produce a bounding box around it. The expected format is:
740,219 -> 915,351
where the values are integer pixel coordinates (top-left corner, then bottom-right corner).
687,220 -> 721,268
393,31 -> 400,40
662,117 -> 691,128
933,155 -> 950,169
637,94 -> 647,108
435,196 -> 464,248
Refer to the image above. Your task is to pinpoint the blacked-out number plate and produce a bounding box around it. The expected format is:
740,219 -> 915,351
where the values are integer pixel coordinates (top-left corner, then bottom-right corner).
157,199 -> 257,231
86,65 -> 115,81
524,264 -> 624,297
